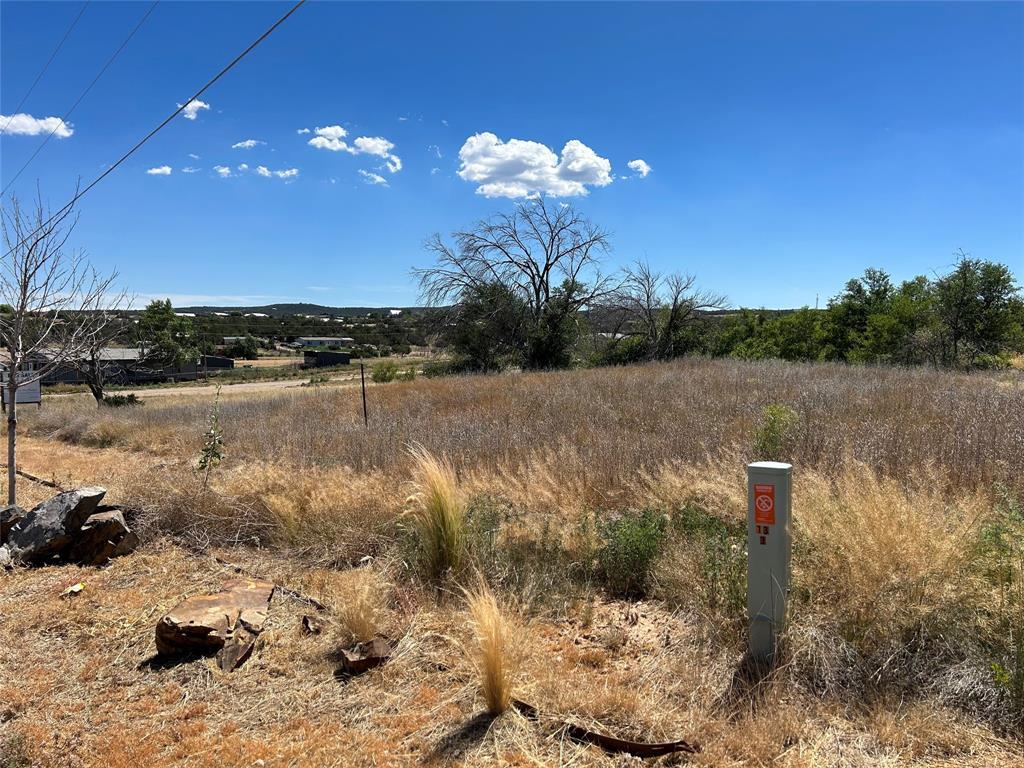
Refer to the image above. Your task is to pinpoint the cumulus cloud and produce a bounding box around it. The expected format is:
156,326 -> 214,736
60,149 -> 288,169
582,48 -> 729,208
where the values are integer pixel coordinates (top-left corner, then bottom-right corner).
358,170 -> 388,187
213,165 -> 232,178
456,132 -> 613,198
308,126 -> 402,172
627,159 -> 652,178
231,139 -> 264,149
146,165 -> 172,175
296,127 -> 311,134
237,163 -> 249,171
0,113 -> 73,138
181,166 -> 200,174
256,165 -> 298,179
178,99 -> 210,120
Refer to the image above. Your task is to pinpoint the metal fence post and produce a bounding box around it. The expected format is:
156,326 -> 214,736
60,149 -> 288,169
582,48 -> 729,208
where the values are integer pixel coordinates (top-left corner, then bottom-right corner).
746,461 -> 792,664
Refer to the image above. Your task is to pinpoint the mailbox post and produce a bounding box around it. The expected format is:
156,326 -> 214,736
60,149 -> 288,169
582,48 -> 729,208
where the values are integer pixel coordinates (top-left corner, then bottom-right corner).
746,461 -> 792,664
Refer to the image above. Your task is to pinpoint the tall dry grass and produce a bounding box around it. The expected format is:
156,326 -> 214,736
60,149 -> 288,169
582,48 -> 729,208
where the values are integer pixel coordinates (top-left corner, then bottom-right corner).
464,581 -> 522,715
29,359 -> 1024,509
405,445 -> 466,580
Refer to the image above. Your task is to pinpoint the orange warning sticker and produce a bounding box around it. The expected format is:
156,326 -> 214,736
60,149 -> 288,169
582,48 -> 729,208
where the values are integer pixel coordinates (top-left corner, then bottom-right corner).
754,483 -> 775,525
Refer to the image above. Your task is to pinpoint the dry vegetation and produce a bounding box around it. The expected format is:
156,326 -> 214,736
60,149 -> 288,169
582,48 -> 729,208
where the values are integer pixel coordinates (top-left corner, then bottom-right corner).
3,358 -> 1023,767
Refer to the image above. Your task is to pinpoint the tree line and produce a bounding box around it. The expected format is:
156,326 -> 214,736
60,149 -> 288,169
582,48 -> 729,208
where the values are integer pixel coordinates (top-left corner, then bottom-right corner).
418,201 -> 1023,372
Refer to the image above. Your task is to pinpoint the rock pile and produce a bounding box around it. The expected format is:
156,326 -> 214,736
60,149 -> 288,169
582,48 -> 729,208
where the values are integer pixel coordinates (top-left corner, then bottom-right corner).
0,487 -> 139,568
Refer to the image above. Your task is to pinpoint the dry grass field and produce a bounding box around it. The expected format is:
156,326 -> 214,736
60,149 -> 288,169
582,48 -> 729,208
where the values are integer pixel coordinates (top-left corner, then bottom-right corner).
2,358 -> 1023,767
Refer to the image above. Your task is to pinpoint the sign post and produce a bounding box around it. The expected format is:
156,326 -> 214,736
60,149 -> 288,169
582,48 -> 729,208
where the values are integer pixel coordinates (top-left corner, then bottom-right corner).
746,461 -> 792,664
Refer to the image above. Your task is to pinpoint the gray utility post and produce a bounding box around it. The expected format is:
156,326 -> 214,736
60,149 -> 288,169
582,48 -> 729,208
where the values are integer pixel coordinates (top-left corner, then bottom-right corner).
746,461 -> 792,664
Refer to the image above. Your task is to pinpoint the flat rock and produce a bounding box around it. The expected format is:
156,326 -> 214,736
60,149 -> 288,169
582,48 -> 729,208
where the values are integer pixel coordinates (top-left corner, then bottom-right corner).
6,487 -> 106,564
0,545 -> 11,569
0,505 -> 25,544
155,578 -> 275,671
67,510 -> 140,566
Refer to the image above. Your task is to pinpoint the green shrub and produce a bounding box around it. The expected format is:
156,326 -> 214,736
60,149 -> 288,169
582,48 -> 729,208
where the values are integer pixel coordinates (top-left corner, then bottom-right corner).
597,509 -> 667,598
398,365 -> 416,382
101,393 -> 142,407
753,403 -> 799,461
658,505 -> 746,617
976,486 -> 1024,721
371,361 -> 398,383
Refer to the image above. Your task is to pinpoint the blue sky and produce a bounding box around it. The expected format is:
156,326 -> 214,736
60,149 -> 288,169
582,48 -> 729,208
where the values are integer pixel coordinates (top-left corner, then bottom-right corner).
2,1 -> 1021,309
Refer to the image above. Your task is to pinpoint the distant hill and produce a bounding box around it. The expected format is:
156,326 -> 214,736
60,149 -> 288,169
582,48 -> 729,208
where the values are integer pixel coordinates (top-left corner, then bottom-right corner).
174,303 -> 426,317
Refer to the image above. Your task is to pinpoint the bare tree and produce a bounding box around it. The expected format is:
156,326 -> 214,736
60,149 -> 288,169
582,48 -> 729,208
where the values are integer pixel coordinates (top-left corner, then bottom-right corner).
606,261 -> 727,361
68,316 -> 134,405
416,199 -> 617,368
0,193 -> 123,504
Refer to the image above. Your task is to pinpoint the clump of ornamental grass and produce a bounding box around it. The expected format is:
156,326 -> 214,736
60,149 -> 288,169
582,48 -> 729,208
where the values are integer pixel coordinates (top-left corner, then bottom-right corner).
331,569 -> 386,644
407,445 -> 466,581
464,581 -> 521,715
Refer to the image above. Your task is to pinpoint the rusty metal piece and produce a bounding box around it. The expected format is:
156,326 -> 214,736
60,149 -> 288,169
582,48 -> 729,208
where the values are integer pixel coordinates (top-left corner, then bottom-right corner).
512,699 -> 700,758
155,578 -> 275,671
338,636 -> 391,675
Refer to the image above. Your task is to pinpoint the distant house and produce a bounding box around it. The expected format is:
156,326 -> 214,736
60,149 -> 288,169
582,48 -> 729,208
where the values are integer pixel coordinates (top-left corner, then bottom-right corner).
201,355 -> 234,371
41,348 -> 234,386
303,350 -> 351,368
295,336 -> 355,348
223,336 -> 248,345
389,309 -> 403,317
174,312 -> 196,318
245,312 -> 269,318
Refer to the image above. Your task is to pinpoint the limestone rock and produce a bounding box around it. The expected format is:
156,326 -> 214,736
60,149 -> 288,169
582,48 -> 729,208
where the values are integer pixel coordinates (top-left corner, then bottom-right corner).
6,487 -> 106,564
67,510 -> 140,566
0,505 -> 25,544
155,578 -> 275,671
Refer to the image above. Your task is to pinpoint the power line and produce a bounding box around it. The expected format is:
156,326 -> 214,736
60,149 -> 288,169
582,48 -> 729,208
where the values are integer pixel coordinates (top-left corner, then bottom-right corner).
3,0 -> 307,258
0,1 -> 90,135
2,1 -> 159,196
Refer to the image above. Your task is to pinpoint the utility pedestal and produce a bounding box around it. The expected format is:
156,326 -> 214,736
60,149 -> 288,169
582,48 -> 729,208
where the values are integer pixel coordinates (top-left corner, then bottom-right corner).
746,461 -> 792,665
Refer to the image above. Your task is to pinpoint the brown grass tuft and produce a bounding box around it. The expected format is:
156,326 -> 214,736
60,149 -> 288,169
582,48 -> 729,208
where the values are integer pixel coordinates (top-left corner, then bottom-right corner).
407,445 -> 466,581
464,581 -> 521,715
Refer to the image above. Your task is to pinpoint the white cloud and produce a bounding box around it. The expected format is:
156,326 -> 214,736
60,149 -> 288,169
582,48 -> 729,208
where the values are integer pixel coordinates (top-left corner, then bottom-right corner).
231,139 -> 264,149
398,116 -> 409,122
296,127 -> 310,134
237,163 -> 249,171
627,159 -> 652,178
353,136 -> 393,157
441,119 -> 449,127
0,113 -> 73,138
456,132 -> 613,198
358,170 -> 388,187
428,144 -> 442,159
308,126 -> 402,172
256,165 -> 298,179
308,124 -> 349,150
305,285 -> 332,292
213,165 -> 232,178
146,165 -> 172,175
188,153 -> 200,159
178,99 -> 210,120
181,166 -> 200,174
430,167 -> 440,175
